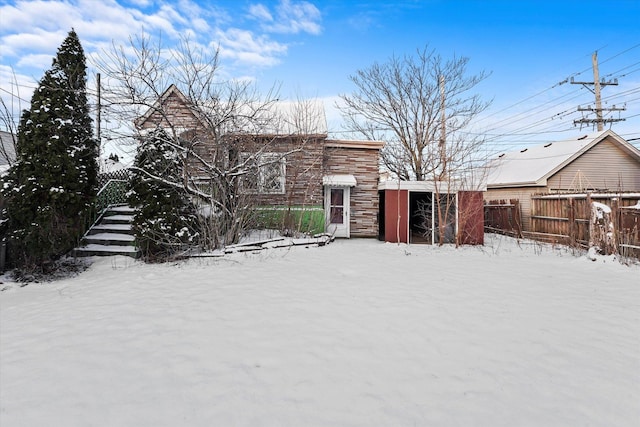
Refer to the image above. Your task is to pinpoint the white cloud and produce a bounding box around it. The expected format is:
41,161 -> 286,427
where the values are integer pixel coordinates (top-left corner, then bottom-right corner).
0,0 -> 324,134
126,0 -> 152,6
215,28 -> 288,68
248,4 -> 273,22
0,0 -> 318,72
1,30 -> 67,58
16,53 -> 57,71
0,1 -> 81,33
250,0 -> 322,35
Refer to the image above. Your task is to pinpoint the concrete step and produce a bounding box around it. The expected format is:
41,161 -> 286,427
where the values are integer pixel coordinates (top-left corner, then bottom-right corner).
73,205 -> 141,258
73,244 -> 141,258
107,205 -> 138,215
102,214 -> 135,224
83,233 -> 136,246
89,223 -> 134,235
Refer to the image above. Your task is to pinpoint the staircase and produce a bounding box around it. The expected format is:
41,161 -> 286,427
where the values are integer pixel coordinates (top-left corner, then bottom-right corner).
73,205 -> 141,258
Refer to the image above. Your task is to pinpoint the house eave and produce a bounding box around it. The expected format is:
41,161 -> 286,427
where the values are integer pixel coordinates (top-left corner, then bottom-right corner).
325,139 -> 385,150
379,179 -> 486,192
487,181 -> 546,189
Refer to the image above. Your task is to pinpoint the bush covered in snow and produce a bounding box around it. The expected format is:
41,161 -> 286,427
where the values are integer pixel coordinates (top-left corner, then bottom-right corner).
128,128 -> 199,261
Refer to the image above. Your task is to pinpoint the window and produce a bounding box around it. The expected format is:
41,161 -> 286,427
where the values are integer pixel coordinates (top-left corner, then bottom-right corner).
241,153 -> 286,194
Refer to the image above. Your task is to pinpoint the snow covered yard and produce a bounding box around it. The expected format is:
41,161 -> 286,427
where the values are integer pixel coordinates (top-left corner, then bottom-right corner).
1,235 -> 638,427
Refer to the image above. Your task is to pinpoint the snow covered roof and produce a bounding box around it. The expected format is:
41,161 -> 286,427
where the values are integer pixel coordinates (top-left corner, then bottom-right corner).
323,174 -> 357,187
136,84 -> 328,136
486,130 -> 640,188
378,178 -> 486,192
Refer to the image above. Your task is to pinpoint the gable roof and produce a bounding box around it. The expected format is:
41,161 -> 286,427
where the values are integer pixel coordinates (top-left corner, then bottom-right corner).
486,130 -> 640,188
134,84 -> 197,130
135,84 -> 328,136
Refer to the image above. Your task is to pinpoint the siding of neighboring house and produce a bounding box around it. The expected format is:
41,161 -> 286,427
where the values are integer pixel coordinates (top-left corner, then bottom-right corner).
547,137 -> 640,191
0,130 -> 16,170
484,186 -> 544,231
325,141 -> 382,237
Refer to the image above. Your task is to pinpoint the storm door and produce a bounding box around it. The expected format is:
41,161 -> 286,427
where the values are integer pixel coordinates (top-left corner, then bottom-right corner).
325,186 -> 351,238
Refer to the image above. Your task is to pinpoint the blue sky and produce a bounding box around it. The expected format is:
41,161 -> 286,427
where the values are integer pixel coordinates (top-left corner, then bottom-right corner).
1,0 -> 639,157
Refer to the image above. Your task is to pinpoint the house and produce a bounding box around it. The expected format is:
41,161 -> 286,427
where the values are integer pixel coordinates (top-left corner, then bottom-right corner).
485,130 -> 640,231
135,85 -> 384,238
0,130 -> 16,176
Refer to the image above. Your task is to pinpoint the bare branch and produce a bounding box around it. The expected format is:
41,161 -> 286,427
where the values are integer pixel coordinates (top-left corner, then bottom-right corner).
338,45 -> 491,182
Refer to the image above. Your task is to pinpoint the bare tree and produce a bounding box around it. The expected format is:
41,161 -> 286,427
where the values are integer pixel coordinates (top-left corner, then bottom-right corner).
94,33 -> 326,250
339,46 -> 490,245
338,45 -> 490,181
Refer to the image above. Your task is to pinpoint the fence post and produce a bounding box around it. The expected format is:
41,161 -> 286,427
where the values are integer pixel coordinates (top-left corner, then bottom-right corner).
511,199 -> 522,237
586,193 -> 592,247
568,197 -> 575,246
612,197 -> 620,254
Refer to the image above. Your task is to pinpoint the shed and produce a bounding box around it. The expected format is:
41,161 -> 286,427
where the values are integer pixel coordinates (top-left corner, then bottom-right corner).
378,180 -> 485,245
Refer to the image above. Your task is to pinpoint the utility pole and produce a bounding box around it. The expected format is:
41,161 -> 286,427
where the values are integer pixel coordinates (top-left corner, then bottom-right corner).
571,51 -> 625,131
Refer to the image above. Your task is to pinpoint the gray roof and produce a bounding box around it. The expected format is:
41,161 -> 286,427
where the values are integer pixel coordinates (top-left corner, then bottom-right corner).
486,130 -> 640,187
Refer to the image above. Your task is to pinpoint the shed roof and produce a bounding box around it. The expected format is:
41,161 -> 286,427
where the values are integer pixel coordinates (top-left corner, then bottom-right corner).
378,179 -> 486,192
486,130 -> 640,188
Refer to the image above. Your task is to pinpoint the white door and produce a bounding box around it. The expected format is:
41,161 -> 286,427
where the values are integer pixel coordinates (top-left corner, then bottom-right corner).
325,186 -> 350,238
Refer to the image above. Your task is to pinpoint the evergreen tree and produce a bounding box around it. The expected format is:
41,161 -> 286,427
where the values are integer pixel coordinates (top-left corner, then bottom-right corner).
1,29 -> 98,270
128,128 -> 199,261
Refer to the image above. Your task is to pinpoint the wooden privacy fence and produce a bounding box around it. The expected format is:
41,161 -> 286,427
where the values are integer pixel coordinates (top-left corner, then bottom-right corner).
618,203 -> 640,258
484,199 -> 522,237
531,193 -> 640,258
485,193 -> 640,258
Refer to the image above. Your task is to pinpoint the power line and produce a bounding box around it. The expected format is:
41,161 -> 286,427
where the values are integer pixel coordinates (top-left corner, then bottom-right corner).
479,47 -> 640,141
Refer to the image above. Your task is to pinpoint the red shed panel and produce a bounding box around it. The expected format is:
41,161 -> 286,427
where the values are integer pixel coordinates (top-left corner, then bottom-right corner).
383,189 -> 409,243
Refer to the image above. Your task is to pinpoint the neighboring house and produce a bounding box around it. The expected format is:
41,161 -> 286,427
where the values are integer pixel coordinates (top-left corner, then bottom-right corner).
0,130 -> 16,176
135,85 -> 384,238
485,130 -> 640,231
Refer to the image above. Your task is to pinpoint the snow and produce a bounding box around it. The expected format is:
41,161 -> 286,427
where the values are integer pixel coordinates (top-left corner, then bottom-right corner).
104,214 -> 135,222
1,235 -> 639,427
91,221 -> 133,232
77,244 -> 139,253
592,201 -> 612,214
621,202 -> 640,210
85,232 -> 136,242
487,130 -> 609,186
